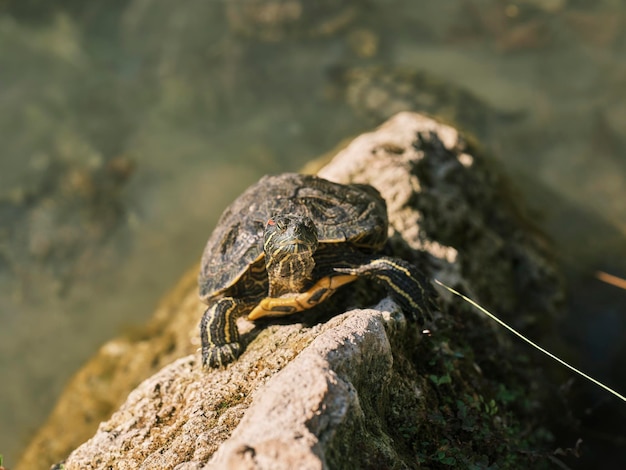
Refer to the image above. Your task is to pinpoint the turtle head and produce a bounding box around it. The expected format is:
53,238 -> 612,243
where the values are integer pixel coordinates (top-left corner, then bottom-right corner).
263,215 -> 319,296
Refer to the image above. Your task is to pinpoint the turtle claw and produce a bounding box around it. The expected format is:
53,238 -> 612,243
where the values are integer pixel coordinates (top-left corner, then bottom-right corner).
202,342 -> 242,369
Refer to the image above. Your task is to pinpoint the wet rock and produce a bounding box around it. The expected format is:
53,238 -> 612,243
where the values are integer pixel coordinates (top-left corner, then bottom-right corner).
18,112 -> 564,469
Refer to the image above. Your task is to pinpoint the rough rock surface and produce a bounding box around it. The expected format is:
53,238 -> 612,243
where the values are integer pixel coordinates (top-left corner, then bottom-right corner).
18,112 -> 564,469
318,112 -> 562,329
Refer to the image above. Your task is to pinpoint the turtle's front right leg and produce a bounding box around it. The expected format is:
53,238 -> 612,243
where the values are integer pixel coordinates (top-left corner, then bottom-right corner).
201,298 -> 248,368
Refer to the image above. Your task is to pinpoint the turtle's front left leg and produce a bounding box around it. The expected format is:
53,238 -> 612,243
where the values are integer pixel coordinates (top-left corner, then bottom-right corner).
335,256 -> 436,323
201,297 -> 250,368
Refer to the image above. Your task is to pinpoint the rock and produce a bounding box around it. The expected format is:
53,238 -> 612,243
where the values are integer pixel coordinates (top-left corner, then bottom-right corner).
59,306 -> 406,469
15,266 -> 203,470
17,112 -> 564,469
328,65 -> 524,144
318,112 -> 562,330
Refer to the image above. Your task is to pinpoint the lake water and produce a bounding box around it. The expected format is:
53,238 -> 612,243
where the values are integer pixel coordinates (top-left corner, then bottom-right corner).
1,1 -> 625,467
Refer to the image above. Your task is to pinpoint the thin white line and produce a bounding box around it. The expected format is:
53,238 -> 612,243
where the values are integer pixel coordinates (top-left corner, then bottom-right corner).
435,279 -> 626,403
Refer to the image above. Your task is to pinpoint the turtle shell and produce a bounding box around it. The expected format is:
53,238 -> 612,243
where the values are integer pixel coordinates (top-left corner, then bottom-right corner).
198,173 -> 388,302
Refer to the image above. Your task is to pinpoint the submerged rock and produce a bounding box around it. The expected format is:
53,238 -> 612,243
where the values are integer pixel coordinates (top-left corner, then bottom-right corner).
18,112 -> 564,469
225,0 -> 359,41
329,65 -> 524,143
0,154 -> 134,299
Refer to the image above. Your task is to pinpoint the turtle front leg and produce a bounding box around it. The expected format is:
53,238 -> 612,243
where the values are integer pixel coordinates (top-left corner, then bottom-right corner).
247,274 -> 358,320
201,297 -> 248,368
335,257 -> 436,323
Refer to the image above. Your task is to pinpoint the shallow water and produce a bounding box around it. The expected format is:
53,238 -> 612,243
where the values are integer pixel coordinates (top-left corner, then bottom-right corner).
1,1 -> 625,467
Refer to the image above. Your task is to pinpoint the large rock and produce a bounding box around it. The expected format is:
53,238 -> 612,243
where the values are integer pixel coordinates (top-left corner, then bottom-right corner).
18,112 -> 563,469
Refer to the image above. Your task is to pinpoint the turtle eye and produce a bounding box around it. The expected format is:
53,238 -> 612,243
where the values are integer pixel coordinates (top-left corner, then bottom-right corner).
268,217 -> 286,230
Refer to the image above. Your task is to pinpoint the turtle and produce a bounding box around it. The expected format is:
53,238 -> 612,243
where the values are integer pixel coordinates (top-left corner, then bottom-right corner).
198,172 -> 434,368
